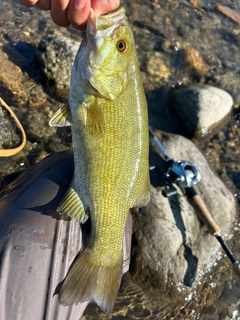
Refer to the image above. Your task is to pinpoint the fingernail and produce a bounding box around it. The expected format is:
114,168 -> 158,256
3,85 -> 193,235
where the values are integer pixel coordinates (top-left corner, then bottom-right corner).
73,0 -> 88,10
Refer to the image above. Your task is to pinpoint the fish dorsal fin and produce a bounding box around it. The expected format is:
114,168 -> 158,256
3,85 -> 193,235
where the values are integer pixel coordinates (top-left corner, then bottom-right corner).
49,105 -> 72,127
82,97 -> 105,135
57,181 -> 88,223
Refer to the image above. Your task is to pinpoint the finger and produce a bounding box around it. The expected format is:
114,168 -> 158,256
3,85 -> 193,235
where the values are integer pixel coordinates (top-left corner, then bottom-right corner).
36,0 -> 51,10
19,0 -> 38,7
67,0 -> 91,30
50,0 -> 70,27
91,0 -> 120,16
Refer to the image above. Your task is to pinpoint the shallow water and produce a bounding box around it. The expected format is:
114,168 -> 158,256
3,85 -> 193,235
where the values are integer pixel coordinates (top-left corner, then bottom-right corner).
0,0 -> 240,319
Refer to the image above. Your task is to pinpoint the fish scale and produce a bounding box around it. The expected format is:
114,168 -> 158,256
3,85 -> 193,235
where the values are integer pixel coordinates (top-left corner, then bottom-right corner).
50,7 -> 150,313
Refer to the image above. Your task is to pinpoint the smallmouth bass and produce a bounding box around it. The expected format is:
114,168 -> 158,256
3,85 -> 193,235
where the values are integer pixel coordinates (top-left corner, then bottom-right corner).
50,7 -> 150,313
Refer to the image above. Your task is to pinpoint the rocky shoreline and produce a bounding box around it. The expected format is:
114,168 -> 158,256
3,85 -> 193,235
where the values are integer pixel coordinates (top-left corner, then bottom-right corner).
0,0 -> 240,319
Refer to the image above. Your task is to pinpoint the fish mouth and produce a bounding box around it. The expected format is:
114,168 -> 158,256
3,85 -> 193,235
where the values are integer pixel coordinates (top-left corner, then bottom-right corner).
87,7 -> 126,37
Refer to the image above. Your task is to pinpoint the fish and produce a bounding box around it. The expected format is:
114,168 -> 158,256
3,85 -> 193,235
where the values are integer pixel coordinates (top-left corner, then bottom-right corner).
49,7 -> 150,313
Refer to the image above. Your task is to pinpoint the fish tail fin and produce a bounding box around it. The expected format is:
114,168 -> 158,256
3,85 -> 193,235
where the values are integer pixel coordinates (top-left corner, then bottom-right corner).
59,249 -> 122,313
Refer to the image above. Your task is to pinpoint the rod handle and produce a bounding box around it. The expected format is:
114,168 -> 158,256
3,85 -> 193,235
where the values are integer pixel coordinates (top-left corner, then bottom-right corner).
186,187 -> 221,235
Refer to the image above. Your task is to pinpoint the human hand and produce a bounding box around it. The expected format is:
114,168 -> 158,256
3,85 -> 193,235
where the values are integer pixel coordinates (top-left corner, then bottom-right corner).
19,0 -> 120,29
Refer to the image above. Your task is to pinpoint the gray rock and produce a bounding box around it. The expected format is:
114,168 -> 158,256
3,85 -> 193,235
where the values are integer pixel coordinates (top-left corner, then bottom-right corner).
171,84 -> 233,138
36,35 -> 80,101
131,130 -> 236,292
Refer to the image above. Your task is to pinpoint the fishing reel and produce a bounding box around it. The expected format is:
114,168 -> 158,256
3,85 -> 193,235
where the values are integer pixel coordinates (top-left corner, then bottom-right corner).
149,128 -> 201,197
162,159 -> 201,198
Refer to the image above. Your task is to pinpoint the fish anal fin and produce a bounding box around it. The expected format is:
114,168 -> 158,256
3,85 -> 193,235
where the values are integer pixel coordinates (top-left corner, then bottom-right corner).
83,98 -> 105,135
59,249 -> 122,313
49,106 -> 72,127
57,183 -> 88,223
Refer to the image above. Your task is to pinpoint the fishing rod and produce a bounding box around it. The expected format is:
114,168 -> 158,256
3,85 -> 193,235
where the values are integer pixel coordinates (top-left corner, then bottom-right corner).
149,128 -> 240,278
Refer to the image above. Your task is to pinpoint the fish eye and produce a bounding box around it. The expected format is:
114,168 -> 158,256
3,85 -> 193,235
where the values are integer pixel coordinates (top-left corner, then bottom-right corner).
116,40 -> 127,52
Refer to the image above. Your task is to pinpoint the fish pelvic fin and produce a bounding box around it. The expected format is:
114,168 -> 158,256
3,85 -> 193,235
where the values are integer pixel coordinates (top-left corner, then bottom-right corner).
59,249 -> 122,313
57,181 -> 88,223
49,105 -> 72,127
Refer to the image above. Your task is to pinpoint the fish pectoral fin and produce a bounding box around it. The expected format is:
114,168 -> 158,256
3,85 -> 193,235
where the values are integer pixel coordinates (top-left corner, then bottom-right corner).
133,175 -> 151,208
57,182 -> 88,223
49,105 -> 72,127
83,99 -> 105,135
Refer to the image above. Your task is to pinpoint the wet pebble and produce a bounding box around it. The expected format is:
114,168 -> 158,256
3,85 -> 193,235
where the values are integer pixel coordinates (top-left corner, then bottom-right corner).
171,84 -> 233,138
147,51 -> 171,81
190,0 -> 198,6
216,5 -> 240,26
177,47 -> 208,82
0,51 -> 27,107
